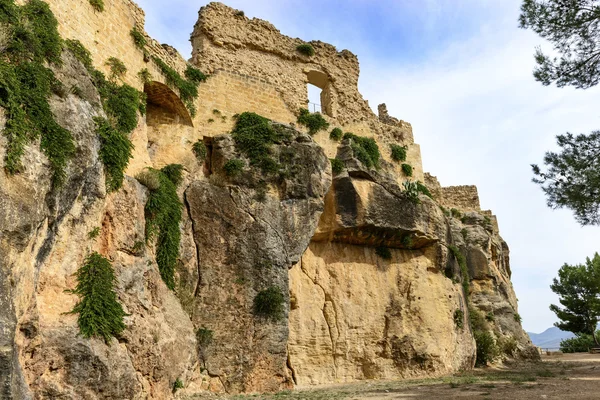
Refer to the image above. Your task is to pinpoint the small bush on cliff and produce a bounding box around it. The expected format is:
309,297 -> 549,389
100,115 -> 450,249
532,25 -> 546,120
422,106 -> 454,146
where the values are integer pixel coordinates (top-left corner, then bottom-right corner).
448,245 -> 470,296
130,26 -> 146,49
185,65 -> 207,84
192,140 -> 207,161
330,158 -> 344,175
329,127 -> 343,141
390,144 -> 408,162
173,379 -> 184,393
343,132 -> 380,169
89,0 -> 104,12
106,57 -> 127,81
474,331 -> 499,366
375,246 -> 392,260
297,108 -> 329,135
0,0 -> 76,186
415,181 -> 432,198
403,181 -> 421,204
296,43 -> 315,56
253,286 -> 285,321
95,117 -> 134,192
224,159 -> 244,177
402,163 -> 413,177
454,309 -> 464,329
67,252 -> 127,343
513,313 -> 522,323
142,166 -> 183,290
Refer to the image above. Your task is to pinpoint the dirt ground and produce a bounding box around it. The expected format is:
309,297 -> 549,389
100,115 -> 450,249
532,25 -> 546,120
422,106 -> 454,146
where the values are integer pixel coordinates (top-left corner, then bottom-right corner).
186,353 -> 600,400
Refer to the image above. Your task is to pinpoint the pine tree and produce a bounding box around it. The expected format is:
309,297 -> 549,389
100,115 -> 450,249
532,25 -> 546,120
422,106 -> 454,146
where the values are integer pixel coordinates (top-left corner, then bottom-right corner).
67,252 -> 126,343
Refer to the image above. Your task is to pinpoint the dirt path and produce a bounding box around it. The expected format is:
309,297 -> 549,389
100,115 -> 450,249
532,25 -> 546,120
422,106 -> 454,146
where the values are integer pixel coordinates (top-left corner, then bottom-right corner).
186,354 -> 600,400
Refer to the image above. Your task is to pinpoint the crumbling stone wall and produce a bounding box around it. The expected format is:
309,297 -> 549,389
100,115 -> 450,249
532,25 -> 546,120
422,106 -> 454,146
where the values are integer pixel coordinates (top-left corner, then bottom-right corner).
424,173 -> 482,212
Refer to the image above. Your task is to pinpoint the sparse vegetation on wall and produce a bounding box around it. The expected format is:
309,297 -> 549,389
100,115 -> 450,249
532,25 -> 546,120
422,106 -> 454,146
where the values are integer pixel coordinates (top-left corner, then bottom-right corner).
192,140 -> 207,161
454,309 -> 464,329
89,0 -> 104,12
402,163 -> 413,177
152,56 -> 206,117
66,252 -> 127,343
140,165 -> 183,290
253,286 -> 285,321
95,117 -> 134,192
224,159 -> 244,176
0,0 -> 76,186
130,26 -> 146,49
106,57 -> 127,81
296,43 -> 315,56
330,158 -> 344,175
297,108 -> 329,135
390,144 -> 408,162
448,245 -> 470,297
343,132 -> 380,169
138,68 -> 152,84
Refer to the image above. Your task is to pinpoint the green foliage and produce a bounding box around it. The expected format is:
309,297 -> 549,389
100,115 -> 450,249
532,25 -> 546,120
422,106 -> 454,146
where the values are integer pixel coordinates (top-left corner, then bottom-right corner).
185,65 -> 207,84
401,235 -> 413,249
549,253 -> 600,345
390,144 -> 408,162
106,57 -> 127,81
0,0 -> 76,185
234,10 -> 245,17
253,286 -> 285,321
519,0 -> 600,89
485,312 -> 495,322
67,252 -> 126,343
454,309 -> 464,329
448,245 -> 470,296
89,0 -> 104,12
375,246 -> 392,260
451,208 -> 462,218
330,158 -> 344,175
192,140 -> 207,161
135,169 -> 160,191
403,181 -> 423,204
152,56 -> 203,116
532,132 -> 600,226
224,159 -> 244,177
173,379 -> 184,392
95,117 -> 134,192
130,26 -> 146,49
142,166 -> 183,290
344,132 -> 380,169
297,108 -> 329,135
402,163 -> 413,177
137,68 -> 152,84
461,228 -> 469,240
560,333 -> 598,353
474,331 -> 498,366
415,181 -> 432,198
88,227 -> 101,240
513,313 -> 522,323
196,327 -> 213,347
296,43 -> 315,56
65,39 -> 93,70
469,307 -> 488,332
230,112 -> 287,175
101,83 -> 143,133
498,336 -> 519,356
329,127 -> 343,141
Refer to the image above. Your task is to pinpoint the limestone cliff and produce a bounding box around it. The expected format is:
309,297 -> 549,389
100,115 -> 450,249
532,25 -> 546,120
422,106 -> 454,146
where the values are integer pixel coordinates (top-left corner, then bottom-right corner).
0,1 -> 535,399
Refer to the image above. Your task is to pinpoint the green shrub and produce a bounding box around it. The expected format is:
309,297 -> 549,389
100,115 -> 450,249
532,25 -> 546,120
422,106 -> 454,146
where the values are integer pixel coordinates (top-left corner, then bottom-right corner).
106,57 -> 127,81
375,246 -> 392,260
474,331 -> 498,366
65,39 -> 94,70
454,309 -> 464,329
192,140 -> 207,161
234,10 -> 244,17
296,43 -> 315,56
66,252 -> 126,343
401,163 -> 413,177
88,227 -> 101,240
196,327 -> 213,347
448,245 -> 470,296
95,117 -> 134,192
401,235 -> 413,249
469,307 -> 488,332
253,286 -> 285,320
498,336 -> 518,356
101,83 -> 144,133
0,0 -> 76,185
330,158 -> 344,175
560,333 -> 597,353
130,26 -> 146,49
403,181 -> 421,204
89,0 -> 104,12
185,65 -> 207,84
415,181 -> 432,198
297,108 -> 329,135
138,68 -> 152,84
343,132 -> 380,169
513,313 -> 522,323
461,228 -> 468,240
329,127 -> 343,141
143,166 -> 183,290
230,112 -> 287,175
173,379 -> 184,393
485,312 -> 495,322
224,159 -> 244,177
390,144 -> 408,162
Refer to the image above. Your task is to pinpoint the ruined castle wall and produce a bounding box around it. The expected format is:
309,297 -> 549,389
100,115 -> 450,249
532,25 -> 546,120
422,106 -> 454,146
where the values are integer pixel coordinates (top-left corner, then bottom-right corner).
440,186 -> 481,212
30,0 -> 188,91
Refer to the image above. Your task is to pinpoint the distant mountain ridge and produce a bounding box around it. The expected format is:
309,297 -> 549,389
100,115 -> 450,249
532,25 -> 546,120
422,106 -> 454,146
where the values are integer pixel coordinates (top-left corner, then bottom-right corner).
527,327 -> 574,349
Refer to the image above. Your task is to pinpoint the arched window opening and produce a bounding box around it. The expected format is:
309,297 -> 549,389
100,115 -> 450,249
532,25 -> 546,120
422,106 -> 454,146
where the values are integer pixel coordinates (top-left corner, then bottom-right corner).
305,70 -> 334,117
144,81 -> 193,127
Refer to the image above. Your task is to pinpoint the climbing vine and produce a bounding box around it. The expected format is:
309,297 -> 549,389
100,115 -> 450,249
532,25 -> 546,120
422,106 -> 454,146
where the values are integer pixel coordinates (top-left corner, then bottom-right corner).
152,56 -> 206,117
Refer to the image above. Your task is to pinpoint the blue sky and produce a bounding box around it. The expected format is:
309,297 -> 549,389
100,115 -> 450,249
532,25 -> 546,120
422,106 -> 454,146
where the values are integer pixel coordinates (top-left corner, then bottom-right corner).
136,0 -> 600,333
